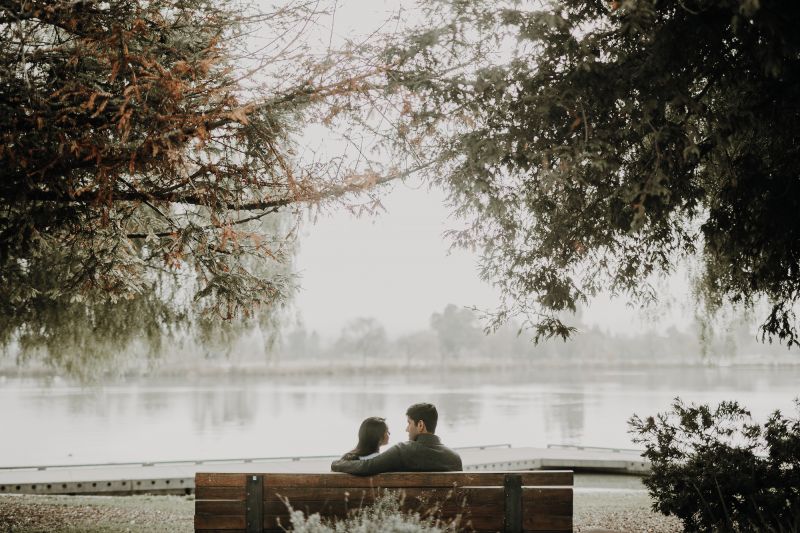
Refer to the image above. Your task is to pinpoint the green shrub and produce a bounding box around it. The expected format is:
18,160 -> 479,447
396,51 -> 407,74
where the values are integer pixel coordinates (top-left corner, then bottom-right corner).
629,398 -> 800,532
284,491 -> 463,533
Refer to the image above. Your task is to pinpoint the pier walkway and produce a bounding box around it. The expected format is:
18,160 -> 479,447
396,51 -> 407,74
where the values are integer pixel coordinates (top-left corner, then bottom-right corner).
0,444 -> 648,496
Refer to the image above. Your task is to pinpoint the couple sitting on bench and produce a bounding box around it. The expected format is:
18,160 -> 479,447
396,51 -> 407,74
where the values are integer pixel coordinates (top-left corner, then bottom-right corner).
331,402 -> 463,475
195,402 -> 573,532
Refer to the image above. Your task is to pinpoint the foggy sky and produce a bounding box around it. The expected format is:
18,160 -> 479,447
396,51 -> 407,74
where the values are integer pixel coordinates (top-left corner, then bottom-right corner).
293,181 -> 694,338
290,1 -> 694,339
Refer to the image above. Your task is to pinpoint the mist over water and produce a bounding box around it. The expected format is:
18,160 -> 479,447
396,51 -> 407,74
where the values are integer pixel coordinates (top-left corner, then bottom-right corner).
2,365 -> 798,467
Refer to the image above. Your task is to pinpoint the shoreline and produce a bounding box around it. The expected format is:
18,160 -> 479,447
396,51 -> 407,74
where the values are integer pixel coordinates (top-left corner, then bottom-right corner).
2,354 -> 799,381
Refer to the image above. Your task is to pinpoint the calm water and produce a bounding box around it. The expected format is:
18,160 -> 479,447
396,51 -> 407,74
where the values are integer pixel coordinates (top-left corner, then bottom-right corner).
1,365 -> 798,467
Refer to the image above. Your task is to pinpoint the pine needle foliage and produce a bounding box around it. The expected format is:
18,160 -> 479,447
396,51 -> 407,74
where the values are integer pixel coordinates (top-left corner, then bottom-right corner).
0,0 -> 393,372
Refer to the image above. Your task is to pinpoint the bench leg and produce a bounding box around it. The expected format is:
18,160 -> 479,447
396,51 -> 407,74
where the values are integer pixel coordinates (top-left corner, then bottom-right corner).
504,474 -> 522,533
246,474 -> 264,533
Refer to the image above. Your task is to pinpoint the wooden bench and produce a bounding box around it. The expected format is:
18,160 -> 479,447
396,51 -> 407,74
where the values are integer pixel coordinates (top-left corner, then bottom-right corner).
195,471 -> 573,533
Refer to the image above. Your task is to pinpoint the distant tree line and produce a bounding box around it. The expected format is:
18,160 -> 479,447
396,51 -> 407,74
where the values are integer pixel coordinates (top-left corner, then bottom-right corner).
279,304 -> 790,365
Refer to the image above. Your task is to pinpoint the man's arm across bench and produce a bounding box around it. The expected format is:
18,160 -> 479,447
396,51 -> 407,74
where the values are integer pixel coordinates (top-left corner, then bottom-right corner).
331,435 -> 463,475
331,444 -> 404,475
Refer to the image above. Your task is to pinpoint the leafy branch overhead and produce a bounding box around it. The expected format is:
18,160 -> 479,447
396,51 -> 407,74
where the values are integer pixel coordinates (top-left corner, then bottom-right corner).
387,0 -> 800,346
0,0 -> 402,364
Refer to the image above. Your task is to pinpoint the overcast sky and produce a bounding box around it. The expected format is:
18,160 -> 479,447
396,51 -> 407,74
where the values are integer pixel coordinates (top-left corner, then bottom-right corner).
293,181 -> 495,337
287,1 -> 695,339
292,179 -> 695,339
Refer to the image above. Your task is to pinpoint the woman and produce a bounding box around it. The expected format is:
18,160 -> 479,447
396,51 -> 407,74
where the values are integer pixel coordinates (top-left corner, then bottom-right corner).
342,416 -> 390,460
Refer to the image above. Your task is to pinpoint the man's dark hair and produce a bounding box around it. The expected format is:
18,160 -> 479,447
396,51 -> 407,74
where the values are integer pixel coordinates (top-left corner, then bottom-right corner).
406,403 -> 438,433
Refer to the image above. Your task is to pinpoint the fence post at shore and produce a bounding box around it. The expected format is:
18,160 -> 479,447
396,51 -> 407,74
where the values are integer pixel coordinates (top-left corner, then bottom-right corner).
246,474 -> 263,533
503,473 -> 522,533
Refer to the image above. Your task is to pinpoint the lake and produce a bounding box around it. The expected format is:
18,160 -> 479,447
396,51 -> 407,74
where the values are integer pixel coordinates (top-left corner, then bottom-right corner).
1,364 -> 798,467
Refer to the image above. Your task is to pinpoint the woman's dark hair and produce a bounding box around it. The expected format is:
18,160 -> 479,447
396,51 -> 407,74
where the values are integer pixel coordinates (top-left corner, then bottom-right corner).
349,417 -> 388,457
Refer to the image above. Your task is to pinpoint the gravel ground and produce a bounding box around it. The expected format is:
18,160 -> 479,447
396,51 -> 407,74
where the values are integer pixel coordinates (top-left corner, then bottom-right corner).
573,474 -> 682,533
0,475 -> 683,533
0,494 -> 193,533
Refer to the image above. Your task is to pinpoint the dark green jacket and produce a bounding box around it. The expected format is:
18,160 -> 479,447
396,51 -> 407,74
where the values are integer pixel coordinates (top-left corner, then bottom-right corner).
330,434 -> 462,476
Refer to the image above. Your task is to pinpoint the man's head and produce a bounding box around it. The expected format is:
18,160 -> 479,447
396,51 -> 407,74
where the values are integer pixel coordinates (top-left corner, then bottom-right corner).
405,403 -> 438,440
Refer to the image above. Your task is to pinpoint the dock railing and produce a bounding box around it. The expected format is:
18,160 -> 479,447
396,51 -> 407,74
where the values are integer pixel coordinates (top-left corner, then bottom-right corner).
546,444 -> 644,454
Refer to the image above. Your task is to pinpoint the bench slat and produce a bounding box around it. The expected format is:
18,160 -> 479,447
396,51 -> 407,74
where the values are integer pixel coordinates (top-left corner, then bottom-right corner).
261,529 -> 504,533
263,488 -> 505,512
262,512 -> 505,531
194,512 -> 245,530
196,471 -> 572,491
197,473 -> 248,487
523,487 -> 573,532
197,485 -> 507,502
196,486 -> 246,500
196,500 -> 245,515
261,485 -> 503,502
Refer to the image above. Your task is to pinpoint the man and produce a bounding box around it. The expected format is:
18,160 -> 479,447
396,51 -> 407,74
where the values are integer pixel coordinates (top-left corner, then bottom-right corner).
330,402 -> 463,475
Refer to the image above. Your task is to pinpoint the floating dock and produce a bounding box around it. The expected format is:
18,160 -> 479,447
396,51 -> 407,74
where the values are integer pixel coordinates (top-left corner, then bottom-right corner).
0,444 -> 648,496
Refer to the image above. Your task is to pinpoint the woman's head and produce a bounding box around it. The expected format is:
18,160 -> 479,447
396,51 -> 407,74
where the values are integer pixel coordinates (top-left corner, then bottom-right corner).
351,417 -> 389,457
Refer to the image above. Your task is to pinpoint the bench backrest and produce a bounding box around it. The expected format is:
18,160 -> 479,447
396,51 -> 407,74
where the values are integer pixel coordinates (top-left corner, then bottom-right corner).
195,471 -> 573,533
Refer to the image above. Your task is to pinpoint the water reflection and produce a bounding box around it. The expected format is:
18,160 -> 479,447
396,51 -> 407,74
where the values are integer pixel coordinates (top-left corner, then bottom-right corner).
0,365 -> 798,466
191,388 -> 258,431
139,389 -> 171,416
436,393 -> 481,426
544,392 -> 586,445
